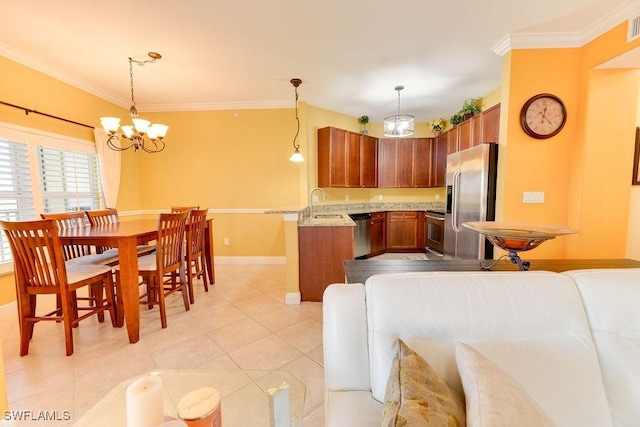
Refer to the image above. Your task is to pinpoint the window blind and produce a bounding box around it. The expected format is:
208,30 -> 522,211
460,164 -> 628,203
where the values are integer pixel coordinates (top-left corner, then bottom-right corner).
0,138 -> 36,263
38,146 -> 104,213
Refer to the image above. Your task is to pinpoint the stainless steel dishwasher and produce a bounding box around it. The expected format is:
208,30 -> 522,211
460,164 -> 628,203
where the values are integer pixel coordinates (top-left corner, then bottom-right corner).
349,213 -> 372,259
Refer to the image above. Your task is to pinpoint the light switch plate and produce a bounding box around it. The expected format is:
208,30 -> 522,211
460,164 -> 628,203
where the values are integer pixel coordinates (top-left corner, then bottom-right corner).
523,191 -> 544,203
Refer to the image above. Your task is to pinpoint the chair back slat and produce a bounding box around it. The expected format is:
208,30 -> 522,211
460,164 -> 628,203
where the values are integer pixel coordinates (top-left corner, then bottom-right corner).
86,208 -> 119,227
171,206 -> 199,213
157,211 -> 189,274
40,212 -> 93,261
187,209 -> 208,257
1,219 -> 66,289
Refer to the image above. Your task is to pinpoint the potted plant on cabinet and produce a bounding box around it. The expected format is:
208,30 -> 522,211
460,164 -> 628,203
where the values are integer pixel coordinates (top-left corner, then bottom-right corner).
427,118 -> 445,136
461,98 -> 482,120
450,112 -> 463,126
358,115 -> 369,135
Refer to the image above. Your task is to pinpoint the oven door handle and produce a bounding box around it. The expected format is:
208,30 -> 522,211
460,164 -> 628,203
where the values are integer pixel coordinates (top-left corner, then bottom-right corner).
426,215 -> 444,221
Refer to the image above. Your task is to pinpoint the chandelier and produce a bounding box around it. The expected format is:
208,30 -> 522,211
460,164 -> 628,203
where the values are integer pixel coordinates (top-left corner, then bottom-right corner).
383,85 -> 415,137
289,78 -> 304,162
100,52 -> 168,153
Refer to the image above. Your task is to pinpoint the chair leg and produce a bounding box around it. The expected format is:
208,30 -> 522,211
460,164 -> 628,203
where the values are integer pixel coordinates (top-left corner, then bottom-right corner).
18,293 -> 33,356
93,283 -> 105,323
114,270 -> 124,327
186,262 -> 195,305
181,278 -> 190,312
156,277 -> 168,329
199,256 -> 209,292
59,292 -> 75,356
104,276 -> 117,328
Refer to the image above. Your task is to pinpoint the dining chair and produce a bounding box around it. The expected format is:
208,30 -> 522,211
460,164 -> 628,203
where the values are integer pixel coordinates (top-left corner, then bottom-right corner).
184,208 -> 209,303
0,219 -> 117,356
40,211 -> 119,265
120,211 -> 190,328
85,208 -> 155,257
171,206 -> 199,213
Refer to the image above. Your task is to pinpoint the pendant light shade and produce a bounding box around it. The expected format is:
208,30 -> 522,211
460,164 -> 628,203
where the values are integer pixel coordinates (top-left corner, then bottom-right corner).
383,85 -> 414,137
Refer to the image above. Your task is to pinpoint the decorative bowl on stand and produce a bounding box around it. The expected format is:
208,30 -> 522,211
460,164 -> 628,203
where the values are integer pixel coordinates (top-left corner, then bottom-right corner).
462,222 -> 578,271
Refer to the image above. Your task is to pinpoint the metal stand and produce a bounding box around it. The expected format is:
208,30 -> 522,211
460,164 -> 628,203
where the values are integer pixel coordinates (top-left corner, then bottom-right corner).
480,251 -> 530,271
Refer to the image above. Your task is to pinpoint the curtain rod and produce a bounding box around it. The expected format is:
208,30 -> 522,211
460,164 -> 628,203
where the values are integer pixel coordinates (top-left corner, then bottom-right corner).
0,100 -> 95,130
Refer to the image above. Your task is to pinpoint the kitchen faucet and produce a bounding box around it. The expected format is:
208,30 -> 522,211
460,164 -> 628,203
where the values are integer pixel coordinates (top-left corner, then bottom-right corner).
309,187 -> 326,219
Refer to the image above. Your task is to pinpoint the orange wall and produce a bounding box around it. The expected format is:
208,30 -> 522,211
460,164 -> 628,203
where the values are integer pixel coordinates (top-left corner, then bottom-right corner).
501,21 -> 640,259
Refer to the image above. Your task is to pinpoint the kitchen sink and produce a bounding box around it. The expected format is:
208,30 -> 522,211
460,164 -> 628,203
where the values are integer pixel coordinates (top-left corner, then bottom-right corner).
312,214 -> 344,220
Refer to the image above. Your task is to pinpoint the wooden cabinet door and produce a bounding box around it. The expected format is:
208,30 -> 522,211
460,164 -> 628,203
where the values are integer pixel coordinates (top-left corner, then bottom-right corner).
396,139 -> 415,187
378,138 -> 397,188
432,135 -> 447,187
370,212 -> 386,256
318,127 -> 348,187
482,104 -> 501,143
447,128 -> 459,154
458,120 -> 472,152
360,134 -> 378,188
413,138 -> 432,188
387,211 -> 419,250
471,115 -> 482,147
346,131 -> 361,187
299,226 -> 354,302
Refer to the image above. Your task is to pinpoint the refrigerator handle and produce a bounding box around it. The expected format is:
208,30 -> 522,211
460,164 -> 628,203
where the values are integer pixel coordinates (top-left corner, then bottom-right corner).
451,171 -> 461,232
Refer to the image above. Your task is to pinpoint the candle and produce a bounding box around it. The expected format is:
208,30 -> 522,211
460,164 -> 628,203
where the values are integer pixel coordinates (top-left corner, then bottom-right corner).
177,387 -> 221,427
125,375 -> 164,427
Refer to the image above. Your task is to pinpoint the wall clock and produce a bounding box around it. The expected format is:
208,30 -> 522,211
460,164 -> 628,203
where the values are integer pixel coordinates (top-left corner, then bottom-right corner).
519,93 -> 567,139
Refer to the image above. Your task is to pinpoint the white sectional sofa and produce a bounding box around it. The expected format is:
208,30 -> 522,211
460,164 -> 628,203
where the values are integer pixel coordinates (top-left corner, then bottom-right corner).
322,269 -> 640,426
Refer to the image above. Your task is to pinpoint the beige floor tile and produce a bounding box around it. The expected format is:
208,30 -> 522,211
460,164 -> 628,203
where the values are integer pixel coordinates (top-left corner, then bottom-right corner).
1,263 -> 328,425
228,334 -> 302,370
276,319 -> 323,353
150,333 -> 225,369
208,317 -> 271,353
6,382 -> 74,427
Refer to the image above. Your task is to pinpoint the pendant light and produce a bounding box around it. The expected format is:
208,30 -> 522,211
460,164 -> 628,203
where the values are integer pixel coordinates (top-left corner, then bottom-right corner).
383,85 -> 415,137
289,78 -> 304,162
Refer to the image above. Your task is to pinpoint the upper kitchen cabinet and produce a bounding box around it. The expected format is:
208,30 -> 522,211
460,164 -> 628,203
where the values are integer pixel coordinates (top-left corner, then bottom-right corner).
318,127 -> 377,188
432,135 -> 447,187
378,138 -> 432,188
481,104 -> 500,143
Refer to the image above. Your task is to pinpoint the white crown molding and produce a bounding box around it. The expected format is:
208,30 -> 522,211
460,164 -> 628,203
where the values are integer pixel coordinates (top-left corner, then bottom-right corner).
0,42 -> 126,108
140,100 -> 294,112
492,0 -> 640,56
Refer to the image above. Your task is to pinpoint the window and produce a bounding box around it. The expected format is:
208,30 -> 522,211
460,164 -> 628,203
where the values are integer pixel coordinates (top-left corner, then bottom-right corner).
0,123 -> 105,266
39,146 -> 103,213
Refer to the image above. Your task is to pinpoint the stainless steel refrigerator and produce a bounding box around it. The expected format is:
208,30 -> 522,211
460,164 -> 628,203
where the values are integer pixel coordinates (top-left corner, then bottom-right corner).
444,143 -> 498,260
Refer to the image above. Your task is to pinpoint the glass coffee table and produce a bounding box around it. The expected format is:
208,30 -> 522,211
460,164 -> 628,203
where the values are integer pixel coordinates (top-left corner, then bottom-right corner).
74,369 -> 306,426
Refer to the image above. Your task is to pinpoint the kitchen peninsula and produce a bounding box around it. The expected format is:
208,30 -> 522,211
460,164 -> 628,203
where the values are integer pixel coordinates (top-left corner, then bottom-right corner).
297,201 -> 444,301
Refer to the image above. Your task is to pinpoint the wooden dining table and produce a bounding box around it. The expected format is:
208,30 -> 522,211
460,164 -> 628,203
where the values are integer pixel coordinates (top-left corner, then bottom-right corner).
58,217 -> 215,343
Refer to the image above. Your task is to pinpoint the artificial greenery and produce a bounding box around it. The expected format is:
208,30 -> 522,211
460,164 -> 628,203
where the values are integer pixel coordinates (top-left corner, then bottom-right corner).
450,113 -> 463,125
461,98 -> 482,116
358,115 -> 370,125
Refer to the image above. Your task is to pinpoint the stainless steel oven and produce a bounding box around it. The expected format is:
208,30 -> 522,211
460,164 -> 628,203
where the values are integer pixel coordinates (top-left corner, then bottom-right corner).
425,210 -> 444,259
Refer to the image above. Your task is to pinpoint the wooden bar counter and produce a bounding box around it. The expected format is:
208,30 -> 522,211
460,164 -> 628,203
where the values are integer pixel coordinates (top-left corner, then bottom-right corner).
344,258 -> 640,285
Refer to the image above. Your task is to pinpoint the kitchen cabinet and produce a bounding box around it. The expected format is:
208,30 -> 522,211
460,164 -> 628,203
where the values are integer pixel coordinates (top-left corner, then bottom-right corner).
378,138 -> 432,188
299,225 -> 354,302
481,104 -> 500,143
386,211 -> 425,251
370,212 -> 386,256
317,127 -> 377,188
432,135 -> 447,187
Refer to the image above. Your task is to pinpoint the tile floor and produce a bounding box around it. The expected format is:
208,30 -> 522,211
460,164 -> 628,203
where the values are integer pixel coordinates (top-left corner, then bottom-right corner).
0,263 -> 325,427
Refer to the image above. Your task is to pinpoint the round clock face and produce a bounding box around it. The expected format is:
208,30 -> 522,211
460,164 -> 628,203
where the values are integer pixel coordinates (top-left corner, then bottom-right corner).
520,94 -> 567,139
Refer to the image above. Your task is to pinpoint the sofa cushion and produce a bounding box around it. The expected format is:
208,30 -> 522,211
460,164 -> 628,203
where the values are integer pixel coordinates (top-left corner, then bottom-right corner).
566,268 -> 640,426
381,339 -> 465,426
365,271 -> 612,427
456,342 -> 554,427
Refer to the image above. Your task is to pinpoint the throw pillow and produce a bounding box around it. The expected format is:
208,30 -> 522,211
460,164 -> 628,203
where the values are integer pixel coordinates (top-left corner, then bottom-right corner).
381,339 -> 465,427
455,342 -> 555,427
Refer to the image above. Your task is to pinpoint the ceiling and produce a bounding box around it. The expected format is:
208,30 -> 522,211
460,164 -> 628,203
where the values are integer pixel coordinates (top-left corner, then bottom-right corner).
0,0 -> 637,123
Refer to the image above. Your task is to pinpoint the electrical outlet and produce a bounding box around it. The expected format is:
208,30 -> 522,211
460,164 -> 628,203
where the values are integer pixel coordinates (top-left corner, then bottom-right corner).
312,195 -> 319,203
223,238 -> 230,246
378,195 -> 383,201
345,195 -> 350,202
435,194 -> 440,200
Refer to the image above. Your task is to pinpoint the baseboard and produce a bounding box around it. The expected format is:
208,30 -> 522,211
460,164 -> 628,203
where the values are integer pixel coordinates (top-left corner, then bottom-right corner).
214,256 -> 286,265
285,292 -> 301,305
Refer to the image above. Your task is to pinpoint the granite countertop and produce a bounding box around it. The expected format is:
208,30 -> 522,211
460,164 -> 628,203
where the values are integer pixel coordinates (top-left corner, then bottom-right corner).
298,201 -> 446,227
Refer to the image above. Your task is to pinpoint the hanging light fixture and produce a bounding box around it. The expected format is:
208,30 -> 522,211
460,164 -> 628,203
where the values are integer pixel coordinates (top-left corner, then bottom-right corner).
383,85 -> 415,137
289,78 -> 305,162
100,52 -> 168,153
